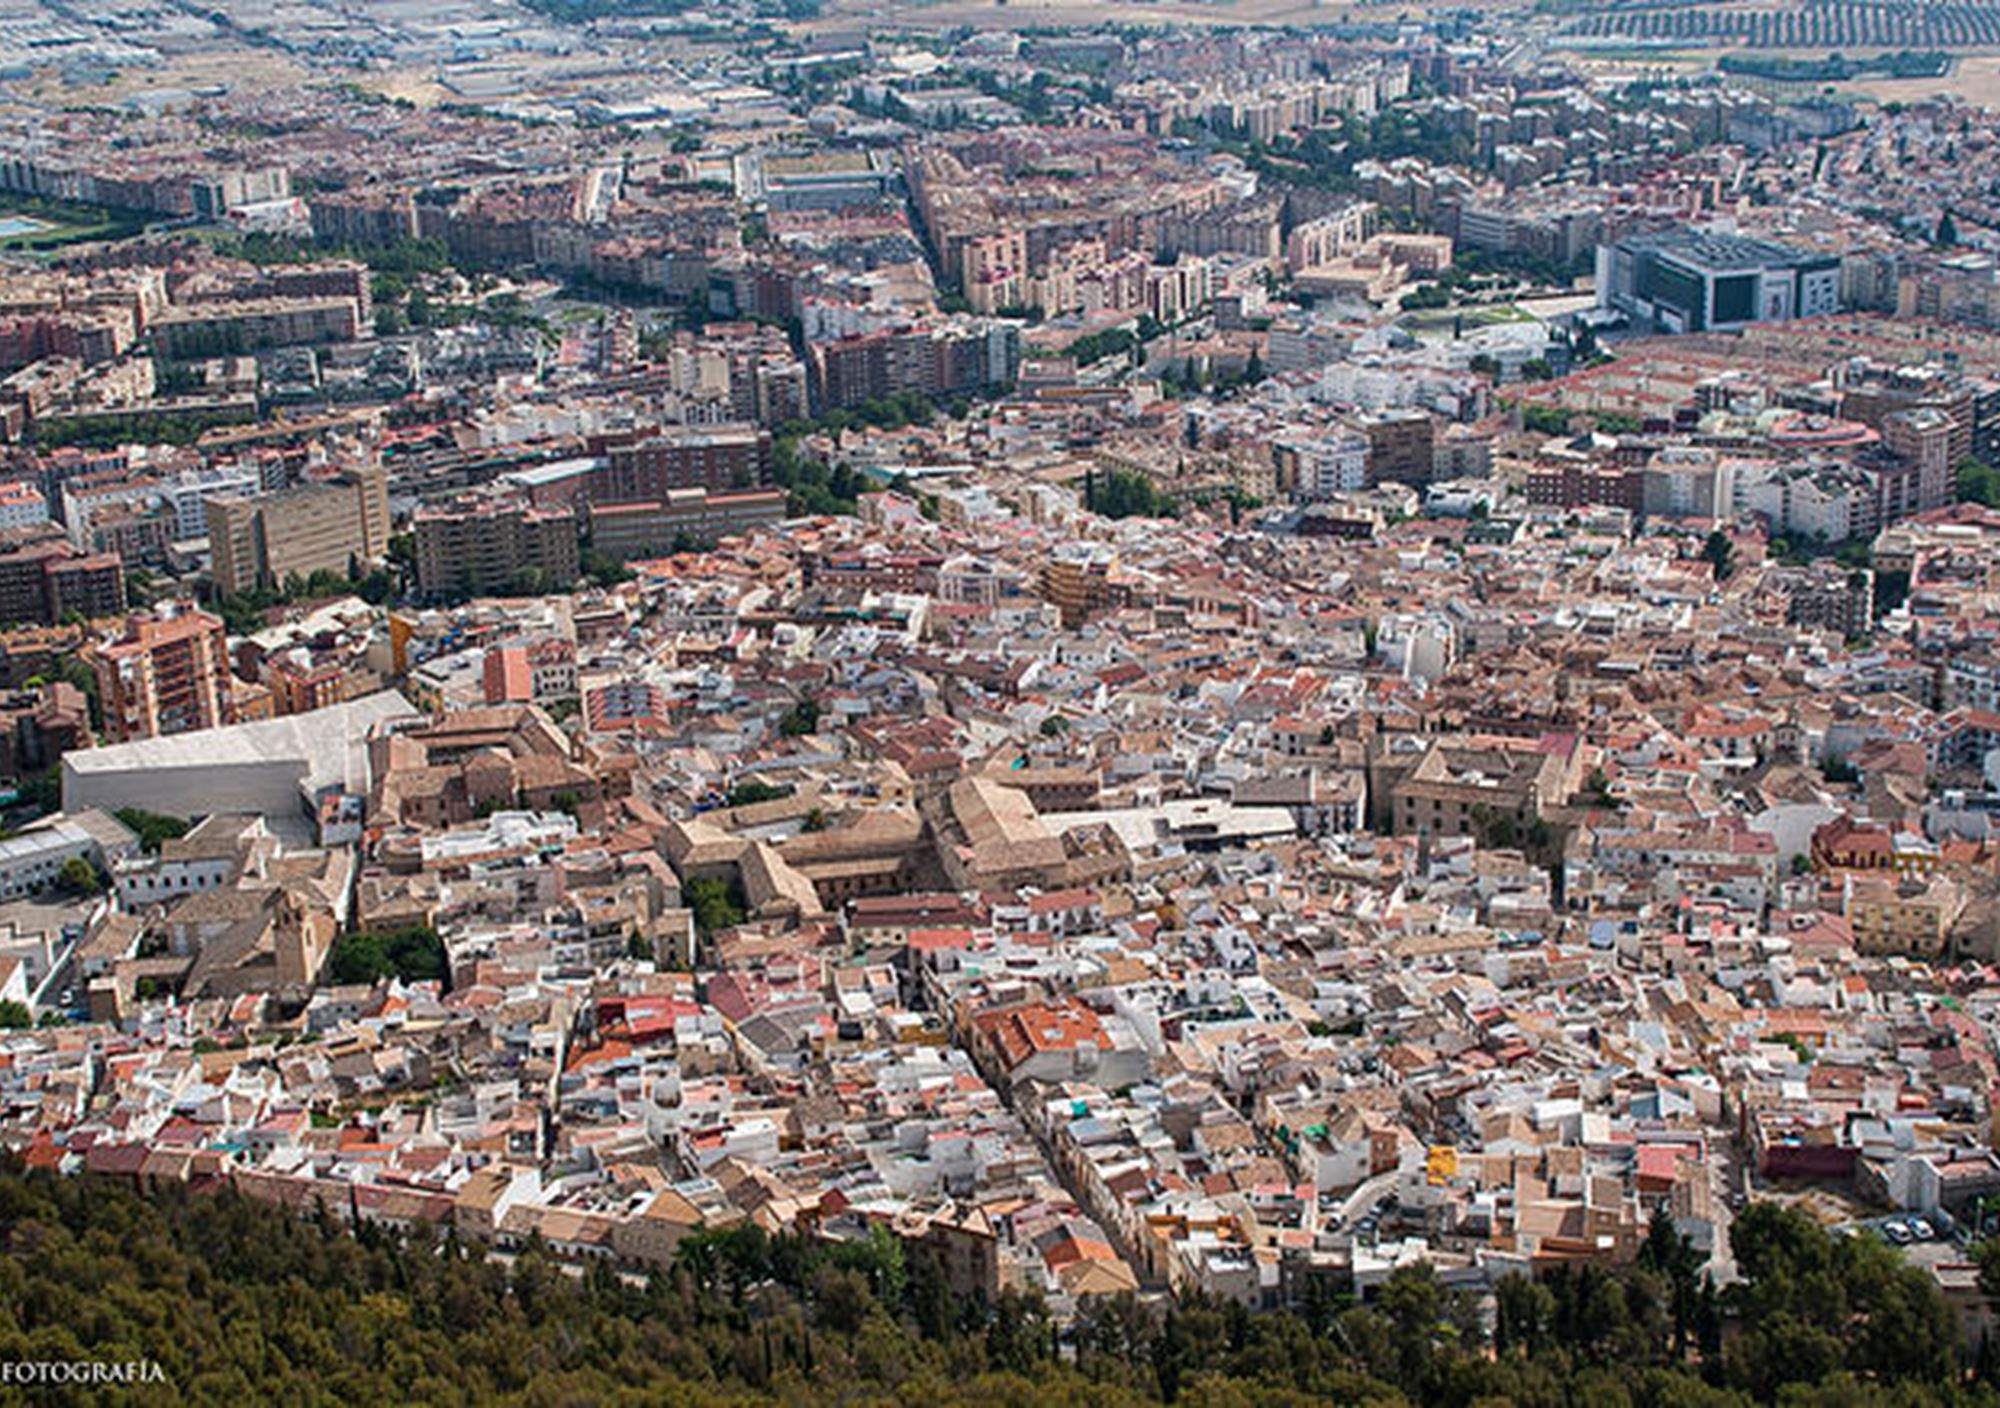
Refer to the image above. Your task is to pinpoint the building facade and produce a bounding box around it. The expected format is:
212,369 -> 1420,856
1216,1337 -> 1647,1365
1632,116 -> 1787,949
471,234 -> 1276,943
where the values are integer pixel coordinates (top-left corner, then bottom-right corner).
91,605 -> 232,744
413,498 -> 580,599
1597,230 -> 1841,334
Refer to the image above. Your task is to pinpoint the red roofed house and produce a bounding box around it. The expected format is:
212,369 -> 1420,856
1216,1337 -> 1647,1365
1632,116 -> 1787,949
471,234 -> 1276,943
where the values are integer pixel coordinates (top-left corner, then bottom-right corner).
968,999 -> 1147,1088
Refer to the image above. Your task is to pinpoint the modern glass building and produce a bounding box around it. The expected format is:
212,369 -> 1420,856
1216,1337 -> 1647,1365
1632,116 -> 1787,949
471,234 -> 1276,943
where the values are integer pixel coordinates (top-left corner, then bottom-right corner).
1596,229 -> 1842,333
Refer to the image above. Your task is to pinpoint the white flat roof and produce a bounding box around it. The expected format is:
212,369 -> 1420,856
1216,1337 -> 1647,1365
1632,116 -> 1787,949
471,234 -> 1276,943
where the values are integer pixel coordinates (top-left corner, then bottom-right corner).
64,691 -> 418,799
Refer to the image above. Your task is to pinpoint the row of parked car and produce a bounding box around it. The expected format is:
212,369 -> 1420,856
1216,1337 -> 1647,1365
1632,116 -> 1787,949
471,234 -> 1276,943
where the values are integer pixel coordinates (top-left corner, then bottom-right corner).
1878,1217 -> 1940,1244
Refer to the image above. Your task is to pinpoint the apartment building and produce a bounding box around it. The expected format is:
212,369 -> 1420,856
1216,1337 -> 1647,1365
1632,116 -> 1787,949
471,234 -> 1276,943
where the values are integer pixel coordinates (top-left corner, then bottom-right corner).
1285,203 -> 1377,272
1880,408 -> 1957,509
587,489 -> 786,560
1039,542 -> 1122,628
807,322 -> 1020,413
0,683 -> 90,783
91,605 -> 232,743
0,530 -> 124,627
478,638 -> 577,708
206,466 -> 388,596
1158,196 -> 1283,263
413,498 -> 579,599
589,426 -> 772,500
1357,409 -> 1437,487
1641,448 -> 1736,520
1844,874 -> 1967,957
1274,429 -> 1370,501
307,191 -> 421,248
0,482 -> 47,533
150,297 -> 365,358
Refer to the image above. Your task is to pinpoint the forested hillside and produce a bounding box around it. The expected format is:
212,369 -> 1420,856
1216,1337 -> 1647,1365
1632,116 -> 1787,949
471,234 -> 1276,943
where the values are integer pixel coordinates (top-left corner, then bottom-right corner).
0,1165 -> 1991,1406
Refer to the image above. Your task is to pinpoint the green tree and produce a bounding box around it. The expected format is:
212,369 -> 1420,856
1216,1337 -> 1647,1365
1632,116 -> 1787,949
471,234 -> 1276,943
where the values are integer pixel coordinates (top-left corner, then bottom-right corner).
1495,1273 -> 1556,1357
579,547 -> 631,589
1957,457 -> 2000,508
1522,404 -> 1573,435
986,1287 -> 1052,1374
1701,530 -> 1736,583
1721,1199 -> 1961,1396
113,808 -> 190,854
15,766 -> 61,814
779,697 -> 822,737
1578,767 -> 1618,810
1085,467 -> 1175,520
726,779 -> 789,807
1637,1206 -> 1705,1355
684,875 -> 746,936
56,855 -> 103,896
124,567 -> 158,610
327,927 -> 446,985
0,1165 -> 1971,1406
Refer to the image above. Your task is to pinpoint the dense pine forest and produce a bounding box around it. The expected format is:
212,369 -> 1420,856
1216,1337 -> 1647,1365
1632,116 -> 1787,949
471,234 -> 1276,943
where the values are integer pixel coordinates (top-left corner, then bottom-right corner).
0,1163 -> 1996,1405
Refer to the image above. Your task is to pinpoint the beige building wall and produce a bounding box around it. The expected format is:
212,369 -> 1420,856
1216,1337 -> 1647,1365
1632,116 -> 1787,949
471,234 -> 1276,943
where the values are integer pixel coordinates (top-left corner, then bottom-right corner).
260,481 -> 366,586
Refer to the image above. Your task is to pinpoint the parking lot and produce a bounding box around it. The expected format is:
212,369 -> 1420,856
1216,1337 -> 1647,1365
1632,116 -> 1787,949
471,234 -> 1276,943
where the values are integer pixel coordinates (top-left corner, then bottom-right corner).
1841,1211 -> 1966,1251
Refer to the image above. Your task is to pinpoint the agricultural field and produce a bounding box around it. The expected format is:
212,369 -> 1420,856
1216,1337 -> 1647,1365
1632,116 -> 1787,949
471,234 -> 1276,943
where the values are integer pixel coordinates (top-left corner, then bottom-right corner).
1837,53 -> 2000,101
1559,0 -> 2000,50
1550,37 -> 2000,103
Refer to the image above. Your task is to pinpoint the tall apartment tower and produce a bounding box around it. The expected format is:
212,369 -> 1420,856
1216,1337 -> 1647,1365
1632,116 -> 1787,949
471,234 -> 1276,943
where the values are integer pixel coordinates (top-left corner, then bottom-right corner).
90,603 -> 232,743
350,462 -> 390,560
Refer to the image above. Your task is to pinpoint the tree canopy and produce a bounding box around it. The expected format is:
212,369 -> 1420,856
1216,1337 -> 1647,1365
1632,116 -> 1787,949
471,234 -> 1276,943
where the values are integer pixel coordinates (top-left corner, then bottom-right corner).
326,927 -> 446,986
0,1169 -> 1992,1407
1086,467 -> 1176,520
114,808 -> 190,855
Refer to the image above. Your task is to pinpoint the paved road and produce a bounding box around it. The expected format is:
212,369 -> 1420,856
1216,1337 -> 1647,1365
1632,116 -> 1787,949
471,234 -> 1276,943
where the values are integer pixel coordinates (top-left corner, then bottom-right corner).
1706,1136 -> 1747,1286
1331,1170 -> 1401,1229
